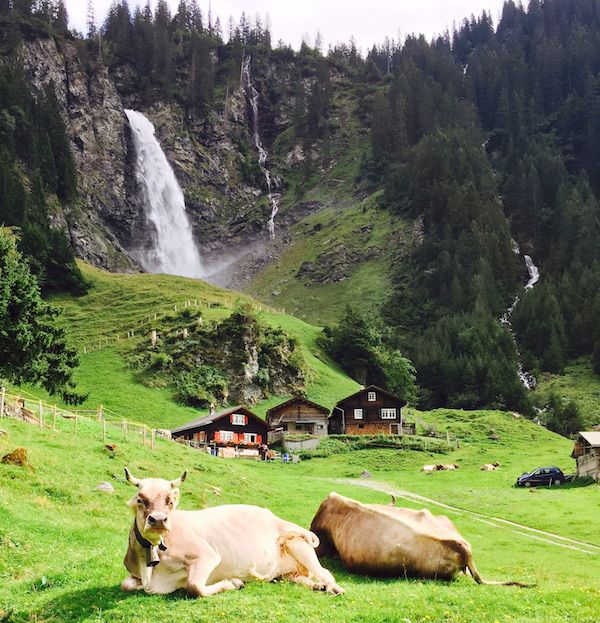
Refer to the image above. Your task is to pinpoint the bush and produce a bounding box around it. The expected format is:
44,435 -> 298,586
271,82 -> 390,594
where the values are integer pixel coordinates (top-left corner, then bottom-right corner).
296,434 -> 449,460
149,352 -> 172,370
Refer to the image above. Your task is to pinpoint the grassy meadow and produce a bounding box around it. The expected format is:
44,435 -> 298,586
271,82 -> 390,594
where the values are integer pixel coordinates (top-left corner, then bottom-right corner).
1,410 -> 599,623
2,265 -> 599,623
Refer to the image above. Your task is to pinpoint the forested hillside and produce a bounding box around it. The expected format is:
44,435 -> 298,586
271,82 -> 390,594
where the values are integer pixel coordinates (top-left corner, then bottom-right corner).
1,0 -> 600,425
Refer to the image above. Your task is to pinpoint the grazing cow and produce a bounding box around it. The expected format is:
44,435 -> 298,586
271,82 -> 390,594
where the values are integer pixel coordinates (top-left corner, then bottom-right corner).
422,464 -> 441,472
121,468 -> 343,597
441,464 -> 460,471
481,462 -> 500,471
310,492 -> 526,585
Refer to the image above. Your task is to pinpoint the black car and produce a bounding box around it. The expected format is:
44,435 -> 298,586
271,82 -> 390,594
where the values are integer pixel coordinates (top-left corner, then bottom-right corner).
516,466 -> 565,487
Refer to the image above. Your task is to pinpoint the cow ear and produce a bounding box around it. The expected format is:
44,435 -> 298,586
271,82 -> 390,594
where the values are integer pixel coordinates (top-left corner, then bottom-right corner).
170,470 -> 187,488
124,467 -> 141,487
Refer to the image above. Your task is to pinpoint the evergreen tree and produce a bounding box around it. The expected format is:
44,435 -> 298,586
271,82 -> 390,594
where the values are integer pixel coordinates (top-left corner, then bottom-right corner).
0,229 -> 83,402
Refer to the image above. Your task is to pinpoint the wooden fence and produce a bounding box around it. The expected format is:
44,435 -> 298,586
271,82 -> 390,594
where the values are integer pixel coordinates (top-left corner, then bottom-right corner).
75,298 -> 286,357
0,387 -> 156,450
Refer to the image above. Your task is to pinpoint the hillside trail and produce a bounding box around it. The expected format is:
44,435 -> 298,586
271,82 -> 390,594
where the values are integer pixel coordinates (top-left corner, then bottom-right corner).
331,478 -> 600,556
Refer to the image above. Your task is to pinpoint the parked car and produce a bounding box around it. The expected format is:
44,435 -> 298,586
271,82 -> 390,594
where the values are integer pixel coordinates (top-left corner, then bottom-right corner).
516,466 -> 566,487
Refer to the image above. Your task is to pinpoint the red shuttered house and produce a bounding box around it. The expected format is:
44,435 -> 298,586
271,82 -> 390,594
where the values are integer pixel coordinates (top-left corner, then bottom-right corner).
171,406 -> 269,447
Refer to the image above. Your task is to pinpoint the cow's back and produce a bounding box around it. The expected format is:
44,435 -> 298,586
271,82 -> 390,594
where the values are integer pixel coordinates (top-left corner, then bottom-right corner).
311,494 -> 468,579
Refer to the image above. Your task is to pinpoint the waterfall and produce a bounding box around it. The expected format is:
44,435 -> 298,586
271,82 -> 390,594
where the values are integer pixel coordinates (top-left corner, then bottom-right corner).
240,55 -> 280,239
125,110 -> 204,279
501,247 -> 540,389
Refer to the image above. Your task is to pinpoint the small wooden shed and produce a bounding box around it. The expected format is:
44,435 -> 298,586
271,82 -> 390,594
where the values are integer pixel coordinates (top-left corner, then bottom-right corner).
571,431 -> 600,481
266,397 -> 329,441
171,406 -> 269,447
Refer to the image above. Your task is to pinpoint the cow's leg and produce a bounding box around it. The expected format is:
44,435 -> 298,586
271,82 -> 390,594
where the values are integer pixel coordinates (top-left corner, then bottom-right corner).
186,552 -> 245,598
282,535 -> 344,595
121,575 -> 143,592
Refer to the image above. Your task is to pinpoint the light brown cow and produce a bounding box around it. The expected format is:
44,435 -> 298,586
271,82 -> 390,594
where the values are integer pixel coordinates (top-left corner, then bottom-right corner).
121,468 -> 343,596
310,493 -> 526,585
481,462 -> 500,471
441,464 -> 460,471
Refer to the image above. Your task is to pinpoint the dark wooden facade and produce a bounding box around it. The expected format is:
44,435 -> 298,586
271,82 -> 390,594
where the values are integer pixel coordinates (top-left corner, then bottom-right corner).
329,385 -> 409,435
266,397 -> 329,439
171,406 -> 269,447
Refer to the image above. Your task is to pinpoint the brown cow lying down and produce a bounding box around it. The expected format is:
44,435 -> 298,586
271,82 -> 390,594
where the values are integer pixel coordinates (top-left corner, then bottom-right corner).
121,468 -> 343,596
310,493 -> 526,585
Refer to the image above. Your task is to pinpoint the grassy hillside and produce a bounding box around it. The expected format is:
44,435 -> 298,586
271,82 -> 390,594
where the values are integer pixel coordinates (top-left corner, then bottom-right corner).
1,408 -> 599,623
246,191 -> 413,327
533,358 -> 600,429
21,263 -> 357,427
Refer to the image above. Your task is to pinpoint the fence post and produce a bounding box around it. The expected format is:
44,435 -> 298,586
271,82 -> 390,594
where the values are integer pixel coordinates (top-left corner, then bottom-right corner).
97,405 -> 104,421
52,406 -> 57,431
151,429 -> 155,450
151,330 -> 157,347
102,419 -> 106,443
446,431 -> 451,448
38,400 -> 43,428
182,328 -> 188,339
143,426 -> 147,446
123,420 -> 127,440
0,387 -> 4,418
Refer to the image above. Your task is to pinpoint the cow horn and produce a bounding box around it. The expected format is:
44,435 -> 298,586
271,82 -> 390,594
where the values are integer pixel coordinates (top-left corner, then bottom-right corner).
124,467 -> 141,487
170,470 -> 187,488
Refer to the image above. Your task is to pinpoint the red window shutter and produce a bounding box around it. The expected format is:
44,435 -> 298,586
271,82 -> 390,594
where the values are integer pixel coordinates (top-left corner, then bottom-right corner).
230,414 -> 234,424
257,435 -> 262,445
244,415 -> 248,425
214,431 -> 220,442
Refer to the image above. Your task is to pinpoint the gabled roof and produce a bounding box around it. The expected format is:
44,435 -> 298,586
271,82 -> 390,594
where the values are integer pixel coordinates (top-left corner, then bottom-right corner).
577,431 -> 600,447
334,384 -> 407,408
171,406 -> 266,434
266,397 -> 329,418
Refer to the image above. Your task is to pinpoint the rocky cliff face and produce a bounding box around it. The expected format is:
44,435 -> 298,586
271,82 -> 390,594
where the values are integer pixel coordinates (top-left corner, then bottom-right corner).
17,37 -> 348,282
18,37 -> 139,271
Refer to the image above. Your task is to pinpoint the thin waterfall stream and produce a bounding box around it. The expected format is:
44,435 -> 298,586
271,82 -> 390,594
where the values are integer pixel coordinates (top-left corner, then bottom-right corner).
125,109 -> 204,278
240,55 -> 280,239
501,246 -> 540,389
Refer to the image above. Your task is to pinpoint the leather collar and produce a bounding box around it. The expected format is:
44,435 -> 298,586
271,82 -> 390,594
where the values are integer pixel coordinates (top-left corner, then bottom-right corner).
133,520 -> 167,567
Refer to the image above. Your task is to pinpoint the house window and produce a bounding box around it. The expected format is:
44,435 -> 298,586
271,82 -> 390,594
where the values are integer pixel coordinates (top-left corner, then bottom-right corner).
244,433 -> 257,444
354,408 -> 363,419
358,424 -> 365,429
368,391 -> 376,401
219,430 -> 233,442
232,413 -> 245,425
381,408 -> 397,419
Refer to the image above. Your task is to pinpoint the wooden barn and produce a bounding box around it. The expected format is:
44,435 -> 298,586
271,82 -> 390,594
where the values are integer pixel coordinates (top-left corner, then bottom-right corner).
266,397 -> 329,441
571,431 -> 600,481
171,406 -> 269,447
328,385 -> 411,436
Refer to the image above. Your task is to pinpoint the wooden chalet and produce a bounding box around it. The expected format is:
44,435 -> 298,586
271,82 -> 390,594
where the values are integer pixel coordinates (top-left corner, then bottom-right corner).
171,406 -> 269,447
571,431 -> 600,481
328,385 -> 412,436
266,397 -> 330,441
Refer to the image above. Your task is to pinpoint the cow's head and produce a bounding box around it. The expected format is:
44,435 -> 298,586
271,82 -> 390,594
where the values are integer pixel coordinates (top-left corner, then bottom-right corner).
124,467 -> 187,539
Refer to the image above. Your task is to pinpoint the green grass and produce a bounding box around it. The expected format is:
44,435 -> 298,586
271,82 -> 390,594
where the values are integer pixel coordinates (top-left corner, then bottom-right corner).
533,357 -> 600,428
1,407 -> 599,623
246,192 -> 412,326
19,263 -> 358,426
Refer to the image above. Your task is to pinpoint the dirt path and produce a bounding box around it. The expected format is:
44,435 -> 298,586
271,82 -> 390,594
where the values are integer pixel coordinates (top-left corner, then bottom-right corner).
333,478 -> 600,556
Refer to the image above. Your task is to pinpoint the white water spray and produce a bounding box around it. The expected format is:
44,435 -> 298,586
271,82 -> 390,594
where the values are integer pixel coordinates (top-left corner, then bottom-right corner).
240,55 -> 280,239
125,109 -> 204,278
501,245 -> 540,389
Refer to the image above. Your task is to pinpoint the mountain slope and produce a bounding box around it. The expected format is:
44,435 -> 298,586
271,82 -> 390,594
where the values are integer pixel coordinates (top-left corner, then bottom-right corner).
25,262 -> 359,427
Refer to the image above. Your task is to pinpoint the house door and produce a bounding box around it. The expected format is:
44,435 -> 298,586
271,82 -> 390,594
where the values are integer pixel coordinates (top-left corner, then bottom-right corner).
390,424 -> 399,435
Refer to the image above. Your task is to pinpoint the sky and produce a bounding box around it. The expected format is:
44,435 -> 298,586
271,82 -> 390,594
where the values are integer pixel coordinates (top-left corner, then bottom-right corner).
66,1 -> 507,52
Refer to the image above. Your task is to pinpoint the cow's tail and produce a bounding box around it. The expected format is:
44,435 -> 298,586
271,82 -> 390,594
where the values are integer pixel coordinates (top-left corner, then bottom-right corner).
456,542 -> 532,588
279,529 -> 320,552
